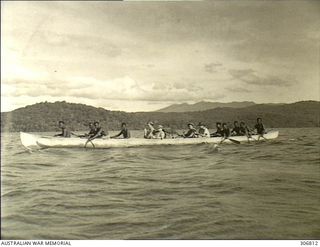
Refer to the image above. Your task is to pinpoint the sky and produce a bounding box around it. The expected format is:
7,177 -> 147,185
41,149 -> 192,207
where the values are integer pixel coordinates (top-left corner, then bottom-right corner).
1,0 -> 319,112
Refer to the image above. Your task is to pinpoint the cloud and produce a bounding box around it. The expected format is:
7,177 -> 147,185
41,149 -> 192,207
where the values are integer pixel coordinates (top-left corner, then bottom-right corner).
3,75 -> 226,103
227,87 -> 251,93
243,75 -> 292,87
242,75 -> 292,87
2,1 -> 318,112
229,69 -> 292,87
204,63 -> 223,73
25,31 -> 123,58
1,49 -> 50,84
229,69 -> 255,79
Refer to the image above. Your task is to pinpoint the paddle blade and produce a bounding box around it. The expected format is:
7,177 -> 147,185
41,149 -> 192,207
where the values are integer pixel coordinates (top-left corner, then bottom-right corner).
229,138 -> 240,144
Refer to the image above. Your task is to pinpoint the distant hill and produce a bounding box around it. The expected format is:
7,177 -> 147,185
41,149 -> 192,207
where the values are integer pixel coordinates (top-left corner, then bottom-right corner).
1,101 -> 319,132
156,101 -> 256,112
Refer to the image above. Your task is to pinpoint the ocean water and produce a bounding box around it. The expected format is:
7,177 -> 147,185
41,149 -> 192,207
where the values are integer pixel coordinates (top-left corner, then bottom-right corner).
1,128 -> 319,240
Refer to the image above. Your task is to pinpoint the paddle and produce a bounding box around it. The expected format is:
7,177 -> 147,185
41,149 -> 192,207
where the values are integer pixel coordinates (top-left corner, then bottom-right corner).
246,134 -> 251,143
248,135 -> 257,141
174,131 -> 196,138
172,131 -> 184,138
71,132 -> 80,137
220,137 -> 240,144
163,128 -> 174,139
258,134 -> 268,141
84,138 -> 95,149
72,132 -> 90,139
228,138 -> 240,144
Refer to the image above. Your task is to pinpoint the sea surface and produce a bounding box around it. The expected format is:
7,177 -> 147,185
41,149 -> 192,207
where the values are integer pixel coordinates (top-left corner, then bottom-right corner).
1,128 -> 319,239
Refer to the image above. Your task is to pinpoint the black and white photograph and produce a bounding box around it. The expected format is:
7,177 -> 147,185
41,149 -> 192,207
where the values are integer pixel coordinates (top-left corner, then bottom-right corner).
1,0 -> 319,242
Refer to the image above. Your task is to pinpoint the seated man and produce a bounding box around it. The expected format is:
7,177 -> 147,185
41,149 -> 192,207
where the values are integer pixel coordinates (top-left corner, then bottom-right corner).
254,117 -> 266,135
144,121 -> 156,139
221,122 -> 231,138
78,122 -> 96,138
88,121 -> 108,140
197,122 -> 210,137
154,125 -> 166,139
54,121 -> 71,138
239,121 -> 251,137
111,122 -> 131,139
231,121 -> 241,136
182,123 -> 197,138
210,122 -> 224,137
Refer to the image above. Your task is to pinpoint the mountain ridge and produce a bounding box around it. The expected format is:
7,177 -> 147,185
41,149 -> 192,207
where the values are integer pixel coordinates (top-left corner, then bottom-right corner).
1,100 -> 319,132
156,101 -> 257,112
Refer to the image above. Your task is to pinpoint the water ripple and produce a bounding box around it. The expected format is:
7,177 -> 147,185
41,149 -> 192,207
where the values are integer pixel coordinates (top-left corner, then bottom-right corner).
1,129 -> 319,239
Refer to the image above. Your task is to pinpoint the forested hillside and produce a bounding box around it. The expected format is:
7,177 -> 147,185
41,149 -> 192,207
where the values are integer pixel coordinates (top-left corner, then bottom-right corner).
1,101 -> 319,132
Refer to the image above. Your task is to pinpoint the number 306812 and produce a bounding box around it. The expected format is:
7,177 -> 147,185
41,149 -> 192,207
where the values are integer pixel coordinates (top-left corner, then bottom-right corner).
301,241 -> 318,246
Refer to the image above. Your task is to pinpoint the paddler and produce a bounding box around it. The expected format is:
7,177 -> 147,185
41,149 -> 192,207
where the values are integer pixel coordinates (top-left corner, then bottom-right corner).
87,122 -> 96,136
84,121 -> 108,148
254,117 -> 266,135
54,121 -> 71,138
154,125 -> 166,139
144,121 -> 155,139
221,123 -> 231,138
111,122 -> 131,139
239,121 -> 251,137
210,122 -> 224,137
182,123 -> 197,138
220,122 -> 241,144
197,122 -> 210,137
231,121 -> 241,136
77,122 -> 96,138
88,122 -> 107,140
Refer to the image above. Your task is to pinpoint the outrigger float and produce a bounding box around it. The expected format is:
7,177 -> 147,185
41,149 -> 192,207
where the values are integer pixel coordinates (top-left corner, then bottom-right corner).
20,131 -> 279,150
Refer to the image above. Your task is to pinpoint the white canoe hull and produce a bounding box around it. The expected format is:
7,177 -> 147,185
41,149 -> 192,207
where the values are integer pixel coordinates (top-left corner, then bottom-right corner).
20,131 -> 279,149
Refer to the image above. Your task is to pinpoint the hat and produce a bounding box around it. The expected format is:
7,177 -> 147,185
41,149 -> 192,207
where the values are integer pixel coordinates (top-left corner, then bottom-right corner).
148,121 -> 154,125
198,122 -> 205,127
187,123 -> 194,127
158,125 -> 163,129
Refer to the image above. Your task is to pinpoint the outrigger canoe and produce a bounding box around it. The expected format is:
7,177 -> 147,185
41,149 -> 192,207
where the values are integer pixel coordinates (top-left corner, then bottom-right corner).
20,131 -> 279,149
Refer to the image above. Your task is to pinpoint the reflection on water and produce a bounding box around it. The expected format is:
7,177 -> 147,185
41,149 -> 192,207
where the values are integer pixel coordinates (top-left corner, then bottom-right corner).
1,129 -> 320,239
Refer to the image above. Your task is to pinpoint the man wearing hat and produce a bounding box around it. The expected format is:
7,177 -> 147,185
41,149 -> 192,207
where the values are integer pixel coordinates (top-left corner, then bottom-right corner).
197,122 -> 210,137
144,121 -> 156,139
155,125 -> 166,139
